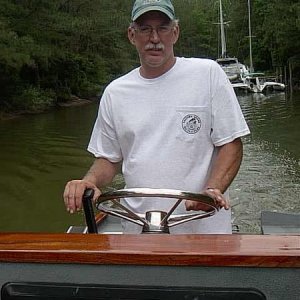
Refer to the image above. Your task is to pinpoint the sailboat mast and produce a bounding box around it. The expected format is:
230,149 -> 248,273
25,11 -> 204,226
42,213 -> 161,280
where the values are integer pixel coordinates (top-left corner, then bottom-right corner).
219,0 -> 227,58
248,0 -> 254,72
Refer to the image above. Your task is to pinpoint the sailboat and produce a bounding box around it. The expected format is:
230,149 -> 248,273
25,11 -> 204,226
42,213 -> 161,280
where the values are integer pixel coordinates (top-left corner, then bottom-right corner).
244,72 -> 285,93
216,0 -> 247,87
243,0 -> 285,93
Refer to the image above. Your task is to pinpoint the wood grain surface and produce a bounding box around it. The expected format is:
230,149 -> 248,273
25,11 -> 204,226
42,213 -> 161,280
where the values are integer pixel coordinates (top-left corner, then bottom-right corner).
0,233 -> 299,267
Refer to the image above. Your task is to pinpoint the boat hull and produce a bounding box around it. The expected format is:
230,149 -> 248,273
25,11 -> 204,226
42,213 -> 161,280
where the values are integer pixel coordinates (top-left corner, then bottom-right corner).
1,262 -> 298,300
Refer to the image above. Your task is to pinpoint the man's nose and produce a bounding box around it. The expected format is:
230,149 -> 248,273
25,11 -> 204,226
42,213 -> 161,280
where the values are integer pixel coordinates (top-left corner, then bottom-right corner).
149,28 -> 160,42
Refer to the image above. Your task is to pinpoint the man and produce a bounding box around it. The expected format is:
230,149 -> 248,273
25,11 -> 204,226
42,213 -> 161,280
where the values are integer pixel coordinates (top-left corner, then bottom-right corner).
63,0 -> 250,233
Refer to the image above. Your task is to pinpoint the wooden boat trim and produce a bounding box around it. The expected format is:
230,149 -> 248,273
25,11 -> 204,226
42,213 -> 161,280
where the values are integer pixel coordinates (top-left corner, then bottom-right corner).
0,233 -> 299,267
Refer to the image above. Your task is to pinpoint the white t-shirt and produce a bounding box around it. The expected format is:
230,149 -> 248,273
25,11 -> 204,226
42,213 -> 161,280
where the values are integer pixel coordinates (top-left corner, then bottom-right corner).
88,57 -> 250,234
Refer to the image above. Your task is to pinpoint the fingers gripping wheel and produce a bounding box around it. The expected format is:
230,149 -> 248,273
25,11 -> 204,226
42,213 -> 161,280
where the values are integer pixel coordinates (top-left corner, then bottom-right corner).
96,188 -> 219,234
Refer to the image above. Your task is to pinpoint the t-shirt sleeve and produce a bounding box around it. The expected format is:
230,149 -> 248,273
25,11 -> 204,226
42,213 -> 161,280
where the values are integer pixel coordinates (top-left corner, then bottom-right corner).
87,89 -> 123,162
210,62 -> 250,146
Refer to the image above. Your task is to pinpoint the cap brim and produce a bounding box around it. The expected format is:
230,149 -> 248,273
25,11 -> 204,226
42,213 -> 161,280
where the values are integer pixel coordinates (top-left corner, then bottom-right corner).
132,6 -> 174,21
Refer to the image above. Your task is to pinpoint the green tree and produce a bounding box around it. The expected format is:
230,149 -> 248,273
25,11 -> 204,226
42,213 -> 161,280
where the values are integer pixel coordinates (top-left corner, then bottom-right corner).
0,0 -> 299,113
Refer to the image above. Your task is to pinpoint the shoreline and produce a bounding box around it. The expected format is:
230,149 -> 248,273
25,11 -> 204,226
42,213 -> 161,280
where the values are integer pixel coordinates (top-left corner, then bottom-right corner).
57,96 -> 96,107
0,97 -> 97,121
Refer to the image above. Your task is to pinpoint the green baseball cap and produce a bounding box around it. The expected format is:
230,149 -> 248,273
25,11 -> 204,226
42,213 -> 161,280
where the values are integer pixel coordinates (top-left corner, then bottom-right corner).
131,0 -> 175,21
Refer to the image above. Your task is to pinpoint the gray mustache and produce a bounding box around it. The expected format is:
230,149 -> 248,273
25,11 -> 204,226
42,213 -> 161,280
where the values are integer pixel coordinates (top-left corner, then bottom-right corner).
145,43 -> 165,50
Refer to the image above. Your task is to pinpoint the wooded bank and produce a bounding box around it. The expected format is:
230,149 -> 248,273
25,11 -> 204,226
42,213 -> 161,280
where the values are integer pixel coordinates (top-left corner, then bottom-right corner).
0,0 -> 299,114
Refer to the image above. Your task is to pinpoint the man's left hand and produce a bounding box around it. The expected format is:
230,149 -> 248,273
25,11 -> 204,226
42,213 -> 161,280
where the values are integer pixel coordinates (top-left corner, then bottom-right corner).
185,188 -> 230,211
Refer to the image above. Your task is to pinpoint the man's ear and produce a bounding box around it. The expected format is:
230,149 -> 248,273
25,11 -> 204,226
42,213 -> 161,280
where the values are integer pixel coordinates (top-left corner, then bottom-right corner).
172,25 -> 180,45
128,27 -> 136,45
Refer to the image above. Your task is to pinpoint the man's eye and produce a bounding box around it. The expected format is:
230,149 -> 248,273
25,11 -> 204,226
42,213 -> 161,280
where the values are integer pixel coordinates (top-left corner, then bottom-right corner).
140,26 -> 151,33
158,26 -> 170,32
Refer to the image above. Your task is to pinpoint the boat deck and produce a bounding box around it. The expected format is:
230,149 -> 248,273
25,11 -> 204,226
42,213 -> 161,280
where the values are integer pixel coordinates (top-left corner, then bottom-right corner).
0,232 -> 299,300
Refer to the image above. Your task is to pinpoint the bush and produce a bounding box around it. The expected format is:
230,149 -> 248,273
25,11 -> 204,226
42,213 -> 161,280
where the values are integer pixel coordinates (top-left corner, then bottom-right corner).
55,86 -> 72,102
77,81 -> 102,99
13,87 -> 56,112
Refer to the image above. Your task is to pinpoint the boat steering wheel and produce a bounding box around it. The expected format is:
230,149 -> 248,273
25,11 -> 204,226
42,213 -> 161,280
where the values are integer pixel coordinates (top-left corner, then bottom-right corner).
83,188 -> 219,234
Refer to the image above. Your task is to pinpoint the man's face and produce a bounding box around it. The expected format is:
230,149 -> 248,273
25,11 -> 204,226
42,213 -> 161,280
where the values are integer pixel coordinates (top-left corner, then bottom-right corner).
128,11 -> 179,73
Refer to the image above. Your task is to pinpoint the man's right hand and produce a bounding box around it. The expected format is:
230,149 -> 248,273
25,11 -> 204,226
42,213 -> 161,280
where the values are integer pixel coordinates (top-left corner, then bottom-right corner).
63,180 -> 101,213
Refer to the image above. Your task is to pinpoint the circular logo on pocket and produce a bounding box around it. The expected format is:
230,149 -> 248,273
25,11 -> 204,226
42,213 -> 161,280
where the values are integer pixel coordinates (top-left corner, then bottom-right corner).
182,114 -> 201,134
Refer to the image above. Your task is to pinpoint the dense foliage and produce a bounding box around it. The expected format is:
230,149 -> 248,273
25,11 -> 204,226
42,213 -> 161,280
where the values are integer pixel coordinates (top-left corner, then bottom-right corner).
0,0 -> 299,112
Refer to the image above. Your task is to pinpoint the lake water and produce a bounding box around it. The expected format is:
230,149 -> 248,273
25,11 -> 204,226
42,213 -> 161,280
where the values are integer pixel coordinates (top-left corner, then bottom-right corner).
0,91 -> 299,233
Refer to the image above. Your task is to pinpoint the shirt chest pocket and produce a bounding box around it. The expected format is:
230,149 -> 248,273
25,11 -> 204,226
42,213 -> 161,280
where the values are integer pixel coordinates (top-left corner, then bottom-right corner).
175,106 -> 210,143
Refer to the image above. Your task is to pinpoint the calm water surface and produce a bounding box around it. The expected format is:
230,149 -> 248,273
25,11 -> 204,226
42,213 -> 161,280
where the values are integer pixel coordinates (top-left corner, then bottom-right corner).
0,92 -> 299,233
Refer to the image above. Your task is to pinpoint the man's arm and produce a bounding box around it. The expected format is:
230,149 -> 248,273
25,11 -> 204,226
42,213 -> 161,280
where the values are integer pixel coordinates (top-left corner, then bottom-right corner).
186,138 -> 243,211
63,158 -> 120,213
205,137 -> 243,192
